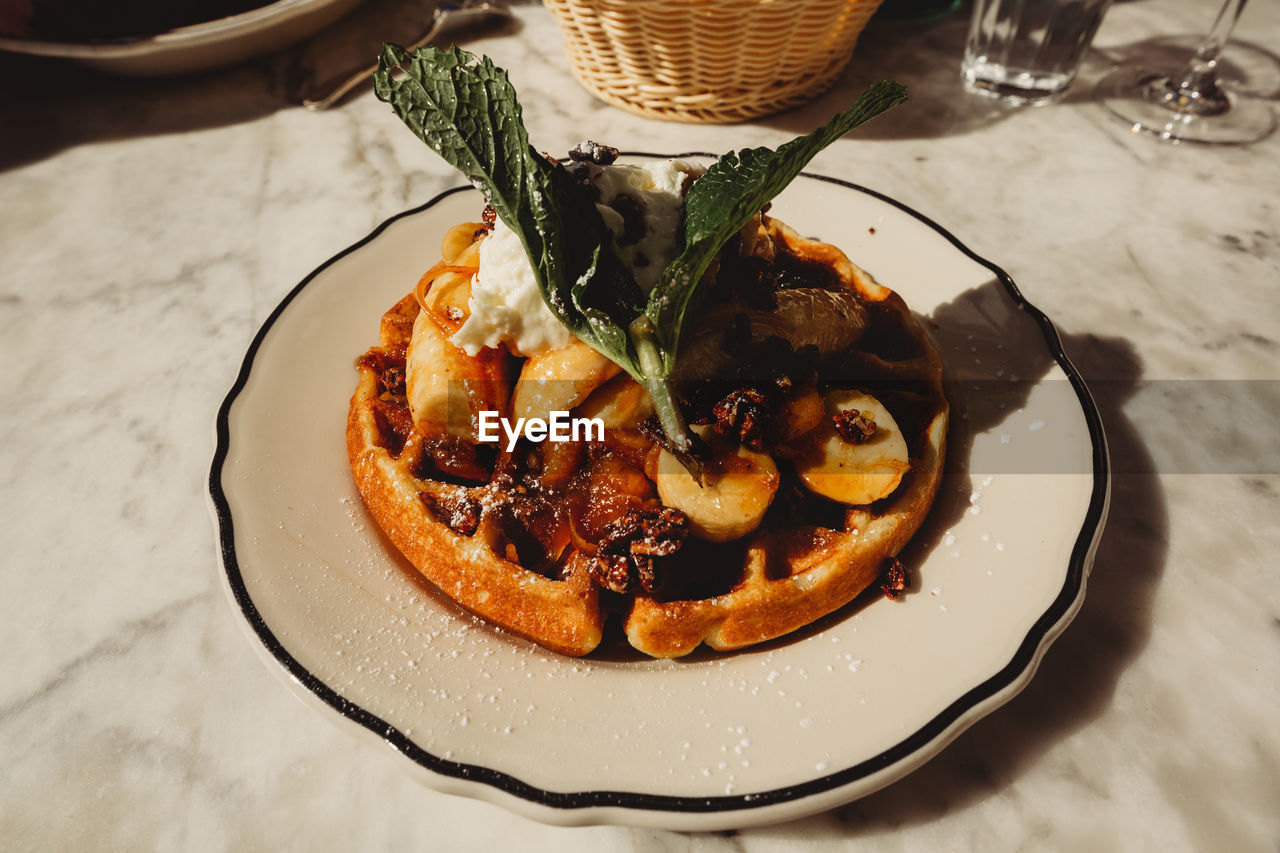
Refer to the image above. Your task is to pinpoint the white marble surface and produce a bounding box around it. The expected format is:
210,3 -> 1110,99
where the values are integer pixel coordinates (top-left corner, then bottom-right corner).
2,0 -> 1279,848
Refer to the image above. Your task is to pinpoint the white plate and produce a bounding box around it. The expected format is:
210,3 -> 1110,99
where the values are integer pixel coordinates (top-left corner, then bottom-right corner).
209,163 -> 1109,830
0,0 -> 361,76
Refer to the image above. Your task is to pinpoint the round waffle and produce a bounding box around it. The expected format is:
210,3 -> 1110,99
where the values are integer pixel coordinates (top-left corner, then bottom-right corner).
347,215 -> 947,658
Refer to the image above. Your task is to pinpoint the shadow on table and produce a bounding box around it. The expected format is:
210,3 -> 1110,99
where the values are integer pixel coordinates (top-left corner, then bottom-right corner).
759,9 -> 1016,141
0,0 -> 523,173
760,327 -> 1167,838
757,8 -> 1280,138
1086,34 -> 1280,100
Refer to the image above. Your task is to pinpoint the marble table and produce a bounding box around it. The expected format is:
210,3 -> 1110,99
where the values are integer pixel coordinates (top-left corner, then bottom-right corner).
2,0 -> 1277,848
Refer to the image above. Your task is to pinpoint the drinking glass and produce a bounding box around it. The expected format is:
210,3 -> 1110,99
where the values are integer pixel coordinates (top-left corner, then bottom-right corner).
1093,0 -> 1277,144
962,0 -> 1114,106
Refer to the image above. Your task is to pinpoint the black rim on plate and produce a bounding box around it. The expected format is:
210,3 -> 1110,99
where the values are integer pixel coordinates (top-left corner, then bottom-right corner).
209,160 -> 1110,817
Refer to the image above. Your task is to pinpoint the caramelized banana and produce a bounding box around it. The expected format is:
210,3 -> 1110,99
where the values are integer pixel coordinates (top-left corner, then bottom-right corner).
510,337 -> 622,424
440,221 -> 487,264
575,374 -> 653,431
422,239 -> 481,324
404,312 -> 507,439
793,391 -> 909,505
652,427 -> 779,542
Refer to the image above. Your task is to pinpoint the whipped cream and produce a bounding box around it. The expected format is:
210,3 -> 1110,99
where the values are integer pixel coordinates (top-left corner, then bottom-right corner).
450,157 -> 698,358
451,216 -> 572,358
590,159 -> 693,292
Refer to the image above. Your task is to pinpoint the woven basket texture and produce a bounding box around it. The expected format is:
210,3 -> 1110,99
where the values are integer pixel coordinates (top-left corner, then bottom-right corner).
543,0 -> 884,123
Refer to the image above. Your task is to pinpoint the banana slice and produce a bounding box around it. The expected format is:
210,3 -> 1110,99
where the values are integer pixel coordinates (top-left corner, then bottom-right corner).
510,337 -> 622,424
422,237 -> 482,324
794,391 -> 910,505
575,374 -> 653,431
772,382 -> 826,448
440,222 -> 487,264
421,269 -> 473,324
653,427 -> 779,542
404,311 -> 506,439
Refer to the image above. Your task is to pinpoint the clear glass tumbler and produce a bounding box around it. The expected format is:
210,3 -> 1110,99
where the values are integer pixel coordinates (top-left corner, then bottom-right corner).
963,0 -> 1113,106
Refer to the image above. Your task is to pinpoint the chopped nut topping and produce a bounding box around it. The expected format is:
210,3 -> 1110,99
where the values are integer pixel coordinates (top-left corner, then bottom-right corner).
637,415 -> 669,447
639,415 -> 711,461
711,387 -> 771,450
881,556 -> 908,599
833,408 -> 877,444
357,348 -> 407,397
419,490 -> 481,537
382,365 -> 406,397
568,140 -> 620,165
590,507 -> 688,594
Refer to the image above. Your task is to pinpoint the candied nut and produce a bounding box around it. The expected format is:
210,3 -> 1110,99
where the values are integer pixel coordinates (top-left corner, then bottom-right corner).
712,387 -> 771,450
589,507 -> 688,594
419,490 -> 481,536
833,408 -> 877,444
568,140 -> 620,165
639,415 -> 711,461
881,556 -> 908,599
357,348 -> 407,397
593,554 -> 633,594
382,365 -> 406,397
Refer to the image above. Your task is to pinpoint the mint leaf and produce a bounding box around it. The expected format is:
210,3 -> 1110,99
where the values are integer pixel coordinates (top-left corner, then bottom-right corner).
373,43 -> 629,365
643,80 -> 909,371
375,46 -> 905,477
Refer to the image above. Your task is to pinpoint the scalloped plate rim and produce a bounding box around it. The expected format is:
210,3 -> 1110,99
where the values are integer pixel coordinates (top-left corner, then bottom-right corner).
208,161 -> 1110,829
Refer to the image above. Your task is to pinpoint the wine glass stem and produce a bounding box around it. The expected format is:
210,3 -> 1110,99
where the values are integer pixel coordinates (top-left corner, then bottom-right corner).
1163,0 -> 1248,115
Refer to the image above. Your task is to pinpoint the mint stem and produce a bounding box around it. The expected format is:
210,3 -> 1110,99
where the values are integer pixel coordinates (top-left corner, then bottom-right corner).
631,316 -> 704,482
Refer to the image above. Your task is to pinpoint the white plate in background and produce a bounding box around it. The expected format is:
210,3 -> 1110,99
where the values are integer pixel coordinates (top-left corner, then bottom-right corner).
0,0 -> 361,75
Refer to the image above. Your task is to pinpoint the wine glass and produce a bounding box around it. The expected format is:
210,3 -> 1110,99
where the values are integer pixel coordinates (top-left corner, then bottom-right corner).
1093,0 -> 1277,145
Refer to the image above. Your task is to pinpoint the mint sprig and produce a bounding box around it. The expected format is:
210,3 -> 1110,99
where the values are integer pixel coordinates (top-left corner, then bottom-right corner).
373,44 -> 629,366
374,44 -> 906,477
641,80 -> 909,370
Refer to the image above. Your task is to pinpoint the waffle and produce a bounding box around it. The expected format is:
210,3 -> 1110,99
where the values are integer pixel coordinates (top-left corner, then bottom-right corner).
347,215 -> 947,658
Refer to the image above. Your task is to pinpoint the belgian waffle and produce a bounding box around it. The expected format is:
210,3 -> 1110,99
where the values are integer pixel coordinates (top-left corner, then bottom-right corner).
347,214 -> 947,658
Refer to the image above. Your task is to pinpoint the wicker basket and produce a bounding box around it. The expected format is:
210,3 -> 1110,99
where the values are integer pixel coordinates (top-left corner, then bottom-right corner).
543,0 -> 885,123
